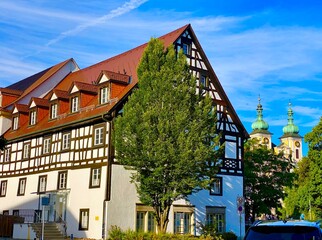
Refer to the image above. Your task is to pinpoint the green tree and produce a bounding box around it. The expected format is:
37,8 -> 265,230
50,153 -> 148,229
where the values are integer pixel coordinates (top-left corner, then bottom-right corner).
285,117 -> 322,220
244,138 -> 294,221
114,38 -> 220,233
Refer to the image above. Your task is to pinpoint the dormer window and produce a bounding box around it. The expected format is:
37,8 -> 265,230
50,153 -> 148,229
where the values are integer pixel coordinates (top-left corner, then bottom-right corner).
51,103 -> 58,119
30,110 -> 37,125
12,116 -> 19,130
100,87 -> 109,104
71,96 -> 79,113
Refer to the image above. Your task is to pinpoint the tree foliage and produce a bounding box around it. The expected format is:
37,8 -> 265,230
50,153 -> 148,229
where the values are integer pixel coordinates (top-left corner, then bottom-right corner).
114,38 -> 220,233
244,138 -> 294,221
283,117 -> 322,220
0,136 -> 7,151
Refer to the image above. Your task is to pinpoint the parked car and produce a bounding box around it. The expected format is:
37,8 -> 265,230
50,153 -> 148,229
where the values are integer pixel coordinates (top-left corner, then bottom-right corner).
244,220 -> 322,240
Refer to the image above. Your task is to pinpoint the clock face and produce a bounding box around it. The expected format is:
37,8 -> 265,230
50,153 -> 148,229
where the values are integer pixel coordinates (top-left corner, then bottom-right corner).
295,141 -> 300,147
263,137 -> 269,144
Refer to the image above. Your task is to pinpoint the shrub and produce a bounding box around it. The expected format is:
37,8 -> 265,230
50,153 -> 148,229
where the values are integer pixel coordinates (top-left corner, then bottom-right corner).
219,232 -> 237,240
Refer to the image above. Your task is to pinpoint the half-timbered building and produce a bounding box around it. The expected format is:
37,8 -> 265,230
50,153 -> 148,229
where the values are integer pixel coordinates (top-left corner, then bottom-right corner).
0,24 -> 248,239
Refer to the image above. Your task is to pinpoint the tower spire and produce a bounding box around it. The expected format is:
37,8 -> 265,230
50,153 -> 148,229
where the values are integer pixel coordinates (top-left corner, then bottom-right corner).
282,101 -> 299,136
251,95 -> 269,132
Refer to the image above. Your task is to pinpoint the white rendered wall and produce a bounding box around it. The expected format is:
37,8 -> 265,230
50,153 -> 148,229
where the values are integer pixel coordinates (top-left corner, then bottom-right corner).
188,175 -> 245,238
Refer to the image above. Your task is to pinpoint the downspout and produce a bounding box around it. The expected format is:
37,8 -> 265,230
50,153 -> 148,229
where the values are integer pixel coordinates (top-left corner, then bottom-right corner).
102,112 -> 114,240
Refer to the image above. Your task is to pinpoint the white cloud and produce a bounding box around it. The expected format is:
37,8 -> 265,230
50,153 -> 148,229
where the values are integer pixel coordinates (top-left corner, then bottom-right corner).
45,0 -> 149,47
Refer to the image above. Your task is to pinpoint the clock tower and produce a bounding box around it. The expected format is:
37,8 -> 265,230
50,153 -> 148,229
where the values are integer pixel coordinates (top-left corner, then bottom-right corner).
277,102 -> 303,163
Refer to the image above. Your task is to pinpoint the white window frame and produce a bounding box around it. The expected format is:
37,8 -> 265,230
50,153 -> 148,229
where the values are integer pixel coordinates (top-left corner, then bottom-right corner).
174,212 -> 192,234
0,180 -> 7,197
30,110 -> 37,125
23,143 -> 31,159
62,132 -> 71,150
13,116 -> 19,130
79,209 -> 89,230
4,148 -> 10,162
90,168 -> 101,188
210,177 -> 222,196
38,175 -> 47,193
43,138 -> 51,154
94,127 -> 104,146
51,103 -> 58,119
58,171 -> 67,190
100,87 -> 109,104
71,96 -> 79,113
17,178 -> 27,196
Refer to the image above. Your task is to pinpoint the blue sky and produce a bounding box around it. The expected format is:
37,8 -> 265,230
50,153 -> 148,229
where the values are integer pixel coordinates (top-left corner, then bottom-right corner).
1,0 -> 321,155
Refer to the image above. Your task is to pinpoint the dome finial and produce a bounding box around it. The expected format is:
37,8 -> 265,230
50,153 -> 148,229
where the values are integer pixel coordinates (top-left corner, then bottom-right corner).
283,100 -> 299,135
251,95 -> 269,131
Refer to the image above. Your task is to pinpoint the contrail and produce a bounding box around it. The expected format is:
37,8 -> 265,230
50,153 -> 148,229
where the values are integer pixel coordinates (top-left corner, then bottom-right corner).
45,0 -> 148,47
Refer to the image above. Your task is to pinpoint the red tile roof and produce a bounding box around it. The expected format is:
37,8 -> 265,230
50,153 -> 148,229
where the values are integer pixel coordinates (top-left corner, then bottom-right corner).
99,70 -> 130,84
72,81 -> 98,94
0,88 -> 23,96
50,89 -> 69,100
3,24 -> 248,140
30,98 -> 49,108
13,104 -> 29,113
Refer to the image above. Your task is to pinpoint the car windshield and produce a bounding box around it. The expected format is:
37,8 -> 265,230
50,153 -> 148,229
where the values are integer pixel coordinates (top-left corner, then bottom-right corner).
246,226 -> 321,240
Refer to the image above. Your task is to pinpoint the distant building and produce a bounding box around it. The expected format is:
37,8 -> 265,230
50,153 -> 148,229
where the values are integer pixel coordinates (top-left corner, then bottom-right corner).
250,97 -> 302,163
0,24 -> 248,239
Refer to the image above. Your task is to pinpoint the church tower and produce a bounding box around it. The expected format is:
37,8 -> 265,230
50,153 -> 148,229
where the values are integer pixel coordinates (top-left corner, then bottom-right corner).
250,97 -> 272,148
276,102 -> 303,163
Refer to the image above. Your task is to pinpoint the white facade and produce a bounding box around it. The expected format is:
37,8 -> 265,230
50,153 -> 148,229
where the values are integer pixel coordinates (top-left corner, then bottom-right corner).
0,25 -> 248,239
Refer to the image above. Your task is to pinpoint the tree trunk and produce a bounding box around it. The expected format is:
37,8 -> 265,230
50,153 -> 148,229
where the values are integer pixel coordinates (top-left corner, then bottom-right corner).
155,204 -> 171,233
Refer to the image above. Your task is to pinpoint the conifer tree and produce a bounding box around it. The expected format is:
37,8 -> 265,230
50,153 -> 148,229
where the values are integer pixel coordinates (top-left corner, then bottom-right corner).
114,38 -> 220,233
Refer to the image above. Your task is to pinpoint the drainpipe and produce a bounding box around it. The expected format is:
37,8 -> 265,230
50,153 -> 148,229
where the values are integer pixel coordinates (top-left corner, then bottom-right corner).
101,112 -> 114,239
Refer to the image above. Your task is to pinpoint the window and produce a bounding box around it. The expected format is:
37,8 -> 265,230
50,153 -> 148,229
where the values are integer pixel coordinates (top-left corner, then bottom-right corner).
147,212 -> 156,232
71,96 -> 79,113
210,177 -> 223,196
17,178 -> 27,196
94,127 -> 104,146
3,210 -> 9,215
200,75 -> 208,87
100,87 -> 109,104
23,143 -> 31,159
4,148 -> 10,162
51,103 -> 58,119
174,212 -> 192,234
30,110 -> 37,125
12,116 -> 19,130
62,132 -> 71,150
206,207 -> 226,233
0,180 -> 8,197
13,210 -> 19,216
38,175 -> 47,193
79,209 -> 89,230
135,211 -> 156,232
43,137 -> 51,154
136,211 -> 145,231
182,43 -> 190,55
57,171 -> 67,190
90,168 -> 101,188
136,205 -> 156,233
